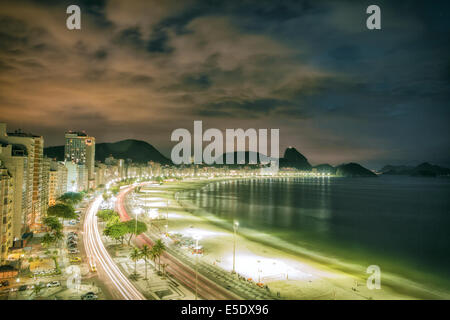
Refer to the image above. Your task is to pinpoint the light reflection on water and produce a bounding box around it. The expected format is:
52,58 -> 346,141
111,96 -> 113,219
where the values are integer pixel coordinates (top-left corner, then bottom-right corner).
187,176 -> 450,290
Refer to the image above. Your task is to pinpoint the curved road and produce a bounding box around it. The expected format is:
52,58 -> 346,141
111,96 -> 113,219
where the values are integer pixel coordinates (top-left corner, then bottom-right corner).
117,185 -> 241,300
83,195 -> 145,300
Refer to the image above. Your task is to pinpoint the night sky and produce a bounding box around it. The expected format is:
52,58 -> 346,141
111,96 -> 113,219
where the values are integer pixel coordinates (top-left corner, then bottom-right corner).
0,0 -> 449,169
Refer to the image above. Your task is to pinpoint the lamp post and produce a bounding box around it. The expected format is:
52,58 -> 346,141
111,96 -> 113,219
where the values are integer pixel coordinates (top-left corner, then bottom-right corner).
134,208 -> 143,240
257,260 -> 262,283
232,220 -> 239,274
193,234 -> 202,300
166,200 -> 169,221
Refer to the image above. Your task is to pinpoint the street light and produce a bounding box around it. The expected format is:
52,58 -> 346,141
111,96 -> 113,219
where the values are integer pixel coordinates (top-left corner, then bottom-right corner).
134,207 -> 144,241
257,260 -> 262,283
193,234 -> 202,300
232,220 -> 239,274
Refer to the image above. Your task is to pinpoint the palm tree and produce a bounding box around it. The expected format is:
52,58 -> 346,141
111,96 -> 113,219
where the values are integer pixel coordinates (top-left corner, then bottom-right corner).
161,263 -> 169,277
140,245 -> 152,280
31,283 -> 44,297
150,247 -> 158,271
41,233 -> 54,248
53,230 -> 64,248
129,247 -> 141,275
153,239 -> 166,272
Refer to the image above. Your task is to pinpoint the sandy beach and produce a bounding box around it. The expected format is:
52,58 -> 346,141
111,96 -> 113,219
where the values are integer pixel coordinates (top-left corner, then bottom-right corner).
131,177 -> 450,300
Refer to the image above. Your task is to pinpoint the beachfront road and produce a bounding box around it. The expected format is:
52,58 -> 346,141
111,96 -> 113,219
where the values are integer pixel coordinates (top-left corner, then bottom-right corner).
83,195 -> 145,300
116,185 -> 241,300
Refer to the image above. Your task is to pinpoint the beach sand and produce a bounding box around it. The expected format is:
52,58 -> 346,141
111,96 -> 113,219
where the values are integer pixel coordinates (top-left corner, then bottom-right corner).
132,178 -> 449,300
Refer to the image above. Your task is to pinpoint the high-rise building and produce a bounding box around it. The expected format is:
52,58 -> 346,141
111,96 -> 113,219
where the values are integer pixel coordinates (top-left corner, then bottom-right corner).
94,162 -> 107,187
64,131 -> 95,188
40,157 -> 51,225
0,123 -> 44,232
0,143 -> 31,239
0,161 -> 14,264
65,162 -> 88,192
48,160 -> 67,206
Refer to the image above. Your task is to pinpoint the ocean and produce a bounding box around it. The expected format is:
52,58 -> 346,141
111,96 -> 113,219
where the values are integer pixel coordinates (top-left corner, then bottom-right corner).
185,175 -> 450,293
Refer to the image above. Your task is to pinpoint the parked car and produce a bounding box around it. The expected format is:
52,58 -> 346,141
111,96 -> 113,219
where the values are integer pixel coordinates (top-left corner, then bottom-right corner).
70,257 -> 81,263
0,280 -> 9,287
18,285 -> 28,291
47,281 -> 61,288
69,249 -> 80,254
81,292 -> 98,300
69,220 -> 77,225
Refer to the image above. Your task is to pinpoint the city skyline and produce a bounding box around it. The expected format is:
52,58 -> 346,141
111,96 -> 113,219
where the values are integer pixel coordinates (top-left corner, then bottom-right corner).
0,0 -> 449,169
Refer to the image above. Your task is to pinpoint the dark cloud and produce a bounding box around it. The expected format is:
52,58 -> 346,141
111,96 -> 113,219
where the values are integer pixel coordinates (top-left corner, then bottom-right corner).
0,0 -> 449,168
196,98 -> 295,118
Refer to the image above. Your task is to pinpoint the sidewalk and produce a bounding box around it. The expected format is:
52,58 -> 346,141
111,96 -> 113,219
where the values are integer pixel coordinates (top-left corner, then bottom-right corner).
99,223 -> 196,300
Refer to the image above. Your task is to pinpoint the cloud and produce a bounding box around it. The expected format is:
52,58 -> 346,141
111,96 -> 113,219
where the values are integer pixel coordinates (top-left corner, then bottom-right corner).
0,0 -> 448,168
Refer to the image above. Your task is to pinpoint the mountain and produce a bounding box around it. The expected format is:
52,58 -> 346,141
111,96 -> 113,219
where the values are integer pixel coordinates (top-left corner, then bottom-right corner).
44,139 -> 171,164
214,151 -> 275,166
279,147 -> 312,171
380,163 -> 450,177
380,165 -> 414,175
411,162 -> 450,177
336,163 -> 377,177
44,145 -> 66,161
314,164 -> 336,175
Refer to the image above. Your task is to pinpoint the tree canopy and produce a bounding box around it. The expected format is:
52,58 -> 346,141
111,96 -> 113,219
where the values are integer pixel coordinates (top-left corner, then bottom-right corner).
103,219 -> 148,245
43,216 -> 63,232
103,222 -> 128,244
97,209 -> 119,223
110,186 -> 120,195
124,220 -> 147,235
57,192 -> 83,206
124,220 -> 148,245
47,203 -> 76,220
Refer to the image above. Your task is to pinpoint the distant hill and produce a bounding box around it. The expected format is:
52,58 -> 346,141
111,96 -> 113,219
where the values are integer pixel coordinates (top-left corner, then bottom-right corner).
380,165 -> 414,175
214,151 -> 275,166
380,162 -> 450,177
279,147 -> 312,171
214,147 -> 313,170
411,162 -> 450,177
336,163 -> 377,177
43,145 -> 65,161
314,164 -> 336,175
44,139 -> 171,164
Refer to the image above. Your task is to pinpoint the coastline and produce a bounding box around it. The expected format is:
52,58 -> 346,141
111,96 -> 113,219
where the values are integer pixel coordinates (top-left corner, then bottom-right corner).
137,176 -> 450,300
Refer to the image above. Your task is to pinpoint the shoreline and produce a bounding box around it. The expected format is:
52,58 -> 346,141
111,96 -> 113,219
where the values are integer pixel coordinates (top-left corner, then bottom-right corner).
136,176 -> 449,300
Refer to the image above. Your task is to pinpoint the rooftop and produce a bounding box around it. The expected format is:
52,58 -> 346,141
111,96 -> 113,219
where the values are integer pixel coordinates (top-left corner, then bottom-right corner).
65,131 -> 88,137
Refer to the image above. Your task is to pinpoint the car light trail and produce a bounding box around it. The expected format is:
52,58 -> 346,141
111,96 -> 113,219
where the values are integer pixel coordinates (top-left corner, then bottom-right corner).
83,196 -> 145,300
116,184 -> 241,300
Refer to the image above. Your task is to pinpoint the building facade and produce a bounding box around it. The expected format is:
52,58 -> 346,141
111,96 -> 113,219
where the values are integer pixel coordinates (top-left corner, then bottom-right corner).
48,160 -> 67,206
0,123 -> 44,232
0,161 -> 14,264
0,143 -> 31,239
64,131 -> 95,189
